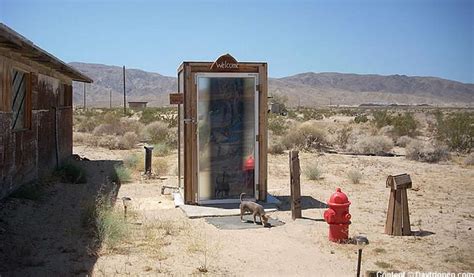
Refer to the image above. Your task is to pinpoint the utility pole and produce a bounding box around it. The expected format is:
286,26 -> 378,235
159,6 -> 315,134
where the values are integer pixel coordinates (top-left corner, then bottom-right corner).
83,82 -> 86,110
123,65 -> 126,114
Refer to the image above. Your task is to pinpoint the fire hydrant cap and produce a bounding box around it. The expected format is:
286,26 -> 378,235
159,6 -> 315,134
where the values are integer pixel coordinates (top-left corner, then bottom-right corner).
243,155 -> 254,171
328,188 -> 351,206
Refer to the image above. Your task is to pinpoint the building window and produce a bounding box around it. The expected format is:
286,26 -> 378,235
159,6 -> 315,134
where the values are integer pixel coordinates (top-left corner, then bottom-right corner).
11,69 -> 31,130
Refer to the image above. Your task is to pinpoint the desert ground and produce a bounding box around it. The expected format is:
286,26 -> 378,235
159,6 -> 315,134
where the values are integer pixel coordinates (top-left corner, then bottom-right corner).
1,108 -> 473,276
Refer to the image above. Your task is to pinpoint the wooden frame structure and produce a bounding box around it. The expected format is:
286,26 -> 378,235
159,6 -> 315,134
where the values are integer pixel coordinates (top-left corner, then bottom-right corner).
177,54 -> 268,205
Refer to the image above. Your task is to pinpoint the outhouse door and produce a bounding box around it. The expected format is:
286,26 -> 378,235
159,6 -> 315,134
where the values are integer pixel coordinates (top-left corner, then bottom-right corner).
195,73 -> 259,204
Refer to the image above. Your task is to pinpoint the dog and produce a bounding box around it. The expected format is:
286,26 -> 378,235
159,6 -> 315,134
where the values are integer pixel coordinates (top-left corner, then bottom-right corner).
239,193 -> 269,226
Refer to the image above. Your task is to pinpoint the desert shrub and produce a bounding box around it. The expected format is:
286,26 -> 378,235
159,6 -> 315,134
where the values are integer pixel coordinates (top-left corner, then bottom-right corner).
304,161 -> 323,180
139,108 -> 159,124
354,114 -> 368,123
391,113 -> 418,137
378,125 -> 394,137
268,114 -> 288,136
434,112 -> 473,152
464,153 -> 474,166
123,153 -> 143,171
396,135 -> 413,147
167,127 -> 178,146
346,169 -> 362,184
82,195 -> 128,250
76,117 -> 100,133
73,132 -> 89,144
120,118 -> 144,135
152,157 -> 169,176
268,139 -> 285,155
113,165 -> 132,183
56,163 -> 87,183
153,143 -> 171,156
117,132 -> 138,150
348,135 -> 394,154
97,135 -> 119,149
282,122 -> 327,151
372,110 -> 392,128
336,126 -> 352,149
405,140 -> 450,163
93,124 -> 116,136
143,121 -> 170,144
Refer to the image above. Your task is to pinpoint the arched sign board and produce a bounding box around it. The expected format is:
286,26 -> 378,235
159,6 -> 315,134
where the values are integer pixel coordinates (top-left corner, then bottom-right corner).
210,53 -> 239,71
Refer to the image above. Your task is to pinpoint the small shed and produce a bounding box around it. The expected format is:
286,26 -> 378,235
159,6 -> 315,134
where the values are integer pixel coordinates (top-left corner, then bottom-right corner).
0,24 -> 92,199
176,54 -> 268,204
128,101 -> 148,109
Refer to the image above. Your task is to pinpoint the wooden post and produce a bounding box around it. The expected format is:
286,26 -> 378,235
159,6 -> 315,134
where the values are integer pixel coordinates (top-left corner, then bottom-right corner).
289,150 -> 302,220
385,174 -> 412,236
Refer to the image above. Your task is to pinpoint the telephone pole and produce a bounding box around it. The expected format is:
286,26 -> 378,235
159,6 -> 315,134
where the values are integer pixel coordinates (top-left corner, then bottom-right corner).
83,83 -> 86,110
123,65 -> 126,114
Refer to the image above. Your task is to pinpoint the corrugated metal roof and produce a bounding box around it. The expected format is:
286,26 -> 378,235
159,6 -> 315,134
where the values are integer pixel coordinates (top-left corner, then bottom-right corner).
0,23 -> 93,83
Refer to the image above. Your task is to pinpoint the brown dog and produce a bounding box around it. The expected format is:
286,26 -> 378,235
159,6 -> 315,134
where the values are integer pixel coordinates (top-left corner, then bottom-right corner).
239,193 -> 269,226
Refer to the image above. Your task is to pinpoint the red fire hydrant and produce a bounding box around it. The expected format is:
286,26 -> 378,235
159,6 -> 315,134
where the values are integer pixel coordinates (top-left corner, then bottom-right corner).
324,188 -> 351,243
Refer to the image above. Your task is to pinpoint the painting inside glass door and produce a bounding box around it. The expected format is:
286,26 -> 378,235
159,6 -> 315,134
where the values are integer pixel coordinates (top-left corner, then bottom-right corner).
197,75 -> 258,202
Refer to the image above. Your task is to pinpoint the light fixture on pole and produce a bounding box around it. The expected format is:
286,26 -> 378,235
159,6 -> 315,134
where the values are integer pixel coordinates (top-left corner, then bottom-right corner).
354,235 -> 369,277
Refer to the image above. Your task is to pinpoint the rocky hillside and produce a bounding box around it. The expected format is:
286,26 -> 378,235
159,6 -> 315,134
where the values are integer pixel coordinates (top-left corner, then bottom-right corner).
70,62 -> 474,107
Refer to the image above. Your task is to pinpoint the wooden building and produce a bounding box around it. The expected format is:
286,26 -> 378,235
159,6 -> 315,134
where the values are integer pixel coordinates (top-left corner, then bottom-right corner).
128,101 -> 148,109
177,54 -> 268,204
0,24 -> 92,199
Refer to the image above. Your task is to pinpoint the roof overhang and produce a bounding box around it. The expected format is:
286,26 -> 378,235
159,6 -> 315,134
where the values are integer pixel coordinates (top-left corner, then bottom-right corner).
0,23 -> 93,83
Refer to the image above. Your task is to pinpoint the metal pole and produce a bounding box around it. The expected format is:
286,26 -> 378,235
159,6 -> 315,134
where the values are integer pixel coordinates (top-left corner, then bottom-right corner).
356,249 -> 362,277
83,83 -> 86,110
123,65 -> 126,114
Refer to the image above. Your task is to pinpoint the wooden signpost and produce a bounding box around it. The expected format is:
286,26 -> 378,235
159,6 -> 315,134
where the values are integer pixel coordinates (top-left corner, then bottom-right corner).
385,173 -> 412,236
290,150 -> 302,220
169,93 -> 183,105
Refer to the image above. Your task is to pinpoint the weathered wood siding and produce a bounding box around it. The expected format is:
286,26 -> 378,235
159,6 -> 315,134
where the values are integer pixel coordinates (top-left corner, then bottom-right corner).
0,54 -> 73,199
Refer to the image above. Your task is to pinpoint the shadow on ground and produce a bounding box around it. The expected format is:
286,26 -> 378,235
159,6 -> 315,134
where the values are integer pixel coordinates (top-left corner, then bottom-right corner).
0,159 -> 122,276
276,195 -> 328,211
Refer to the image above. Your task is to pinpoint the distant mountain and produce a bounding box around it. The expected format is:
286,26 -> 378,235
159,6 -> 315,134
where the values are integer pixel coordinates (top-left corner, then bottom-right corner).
70,62 -> 474,107
70,62 -> 176,107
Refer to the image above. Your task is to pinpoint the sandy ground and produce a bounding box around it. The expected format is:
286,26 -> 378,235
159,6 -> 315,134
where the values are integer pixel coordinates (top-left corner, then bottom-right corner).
1,143 -> 473,276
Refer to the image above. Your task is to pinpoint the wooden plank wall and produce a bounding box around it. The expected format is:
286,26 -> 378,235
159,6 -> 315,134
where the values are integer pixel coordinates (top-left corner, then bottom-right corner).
0,54 -> 74,200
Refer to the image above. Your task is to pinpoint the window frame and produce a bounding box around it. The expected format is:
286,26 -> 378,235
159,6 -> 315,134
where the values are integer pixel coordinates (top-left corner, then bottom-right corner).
10,68 -> 32,131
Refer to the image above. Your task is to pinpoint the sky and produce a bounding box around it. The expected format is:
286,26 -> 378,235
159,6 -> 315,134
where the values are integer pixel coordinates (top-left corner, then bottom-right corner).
1,0 -> 473,83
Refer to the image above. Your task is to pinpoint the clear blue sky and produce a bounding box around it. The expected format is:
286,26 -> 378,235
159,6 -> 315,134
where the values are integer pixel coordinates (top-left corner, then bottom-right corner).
1,0 -> 473,83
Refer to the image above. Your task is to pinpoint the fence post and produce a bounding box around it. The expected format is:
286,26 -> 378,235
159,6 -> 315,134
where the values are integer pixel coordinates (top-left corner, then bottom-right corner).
290,150 -> 302,220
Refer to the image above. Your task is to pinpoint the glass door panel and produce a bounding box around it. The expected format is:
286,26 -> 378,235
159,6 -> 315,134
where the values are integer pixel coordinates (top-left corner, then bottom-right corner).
197,74 -> 257,202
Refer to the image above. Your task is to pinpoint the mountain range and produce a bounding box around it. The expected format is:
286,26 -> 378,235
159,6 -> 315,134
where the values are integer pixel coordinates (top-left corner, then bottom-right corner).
70,62 -> 474,107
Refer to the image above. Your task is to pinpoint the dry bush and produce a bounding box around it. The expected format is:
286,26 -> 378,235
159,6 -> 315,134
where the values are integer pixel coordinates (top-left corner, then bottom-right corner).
120,118 -> 144,135
97,135 -> 119,149
76,117 -> 100,133
335,125 -> 352,149
268,139 -> 285,155
464,153 -> 474,166
348,135 -> 394,154
396,135 -> 413,147
93,124 -> 116,136
73,132 -> 92,145
304,161 -> 323,180
378,125 -> 394,138
123,153 -> 144,172
405,140 -> 450,163
346,169 -> 362,184
152,157 -> 169,176
143,121 -> 170,144
117,132 -> 138,150
281,121 -> 327,151
153,143 -> 171,156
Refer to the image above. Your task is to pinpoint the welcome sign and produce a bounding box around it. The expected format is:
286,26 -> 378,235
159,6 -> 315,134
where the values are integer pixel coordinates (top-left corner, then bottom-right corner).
210,53 -> 239,71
